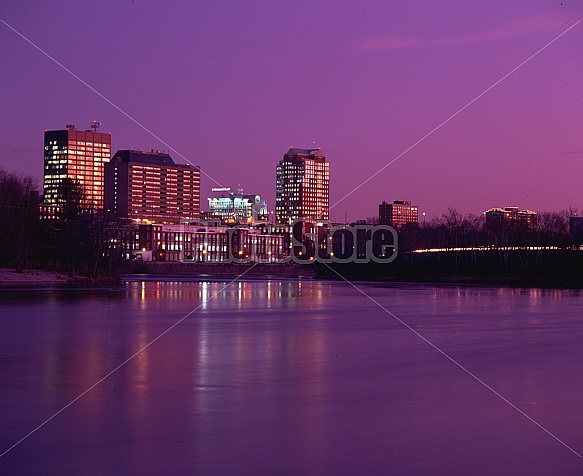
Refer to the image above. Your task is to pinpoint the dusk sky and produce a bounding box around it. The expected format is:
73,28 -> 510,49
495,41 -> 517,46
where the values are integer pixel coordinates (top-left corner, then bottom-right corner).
1,1 -> 581,222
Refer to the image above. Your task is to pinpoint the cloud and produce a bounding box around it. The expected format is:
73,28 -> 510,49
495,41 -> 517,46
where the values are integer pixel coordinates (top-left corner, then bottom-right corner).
358,13 -> 578,51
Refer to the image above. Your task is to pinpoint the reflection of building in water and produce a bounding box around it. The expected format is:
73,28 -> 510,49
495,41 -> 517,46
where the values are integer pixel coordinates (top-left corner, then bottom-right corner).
115,222 -> 286,263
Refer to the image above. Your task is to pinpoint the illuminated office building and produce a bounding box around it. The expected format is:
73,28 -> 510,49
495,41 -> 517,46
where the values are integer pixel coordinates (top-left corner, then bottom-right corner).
379,200 -> 419,229
207,191 -> 267,224
115,223 -> 285,263
104,149 -> 200,224
484,207 -> 537,230
43,123 -> 111,211
275,148 -> 329,224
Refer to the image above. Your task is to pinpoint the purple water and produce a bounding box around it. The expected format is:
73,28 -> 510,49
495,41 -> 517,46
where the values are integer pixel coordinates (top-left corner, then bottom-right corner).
1,279 -> 582,474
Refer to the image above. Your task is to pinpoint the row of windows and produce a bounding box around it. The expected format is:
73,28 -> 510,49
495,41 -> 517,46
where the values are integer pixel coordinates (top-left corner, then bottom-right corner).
67,141 -> 110,147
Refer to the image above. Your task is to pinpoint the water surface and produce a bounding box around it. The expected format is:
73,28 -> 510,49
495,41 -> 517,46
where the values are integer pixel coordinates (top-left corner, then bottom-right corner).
0,280 -> 582,474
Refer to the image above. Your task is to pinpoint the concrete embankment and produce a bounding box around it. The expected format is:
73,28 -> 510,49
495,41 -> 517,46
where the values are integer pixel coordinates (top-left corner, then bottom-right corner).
123,261 -> 316,278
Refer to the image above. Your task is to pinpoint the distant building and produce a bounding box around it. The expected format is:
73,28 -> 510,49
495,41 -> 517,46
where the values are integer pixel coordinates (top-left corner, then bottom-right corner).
104,149 -> 200,224
484,207 -> 537,230
275,148 -> 329,224
569,216 -> 583,246
378,200 -> 419,229
43,124 -> 111,211
207,190 -> 268,224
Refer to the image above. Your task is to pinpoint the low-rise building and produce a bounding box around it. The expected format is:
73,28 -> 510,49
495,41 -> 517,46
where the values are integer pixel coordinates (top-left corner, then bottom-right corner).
207,191 -> 268,224
115,223 -> 286,263
484,207 -> 537,230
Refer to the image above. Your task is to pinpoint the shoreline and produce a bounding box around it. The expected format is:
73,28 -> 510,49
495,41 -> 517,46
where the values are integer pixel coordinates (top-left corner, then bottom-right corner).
2,266 -> 581,290
0,268 -> 70,287
0,268 -> 120,288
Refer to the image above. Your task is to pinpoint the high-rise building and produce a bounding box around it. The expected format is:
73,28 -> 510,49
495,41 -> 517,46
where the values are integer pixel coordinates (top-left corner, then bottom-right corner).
43,124 -> 111,211
379,200 -> 419,229
275,148 -> 329,224
104,149 -> 200,224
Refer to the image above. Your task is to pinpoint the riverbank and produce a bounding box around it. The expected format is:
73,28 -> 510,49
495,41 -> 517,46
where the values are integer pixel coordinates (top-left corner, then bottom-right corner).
0,268 -> 122,287
121,250 -> 583,288
315,249 -> 583,288
8,248 -> 581,288
0,268 -> 70,286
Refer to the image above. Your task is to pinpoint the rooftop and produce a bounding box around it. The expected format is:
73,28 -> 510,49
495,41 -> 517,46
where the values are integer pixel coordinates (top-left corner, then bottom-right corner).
284,147 -> 326,160
111,149 -> 176,166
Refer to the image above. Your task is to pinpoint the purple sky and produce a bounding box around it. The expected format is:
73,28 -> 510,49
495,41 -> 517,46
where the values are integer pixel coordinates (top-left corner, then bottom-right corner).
1,1 -> 581,222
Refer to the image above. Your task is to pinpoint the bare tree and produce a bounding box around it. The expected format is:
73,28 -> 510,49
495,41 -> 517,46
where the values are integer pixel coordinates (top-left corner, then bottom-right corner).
0,168 -> 39,271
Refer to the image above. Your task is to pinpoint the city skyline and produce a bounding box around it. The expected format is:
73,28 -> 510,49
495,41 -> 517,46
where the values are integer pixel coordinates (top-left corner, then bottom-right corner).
1,2 -> 582,221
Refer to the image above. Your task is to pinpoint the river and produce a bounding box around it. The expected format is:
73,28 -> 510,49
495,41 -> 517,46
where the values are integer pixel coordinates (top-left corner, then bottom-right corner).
0,278 -> 582,474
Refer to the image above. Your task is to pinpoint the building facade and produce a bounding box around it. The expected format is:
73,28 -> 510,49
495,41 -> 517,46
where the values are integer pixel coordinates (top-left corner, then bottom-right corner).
43,124 -> 111,211
378,200 -> 419,229
104,149 -> 200,224
484,207 -> 537,230
275,148 -> 329,224
115,223 -> 286,263
207,191 -> 267,224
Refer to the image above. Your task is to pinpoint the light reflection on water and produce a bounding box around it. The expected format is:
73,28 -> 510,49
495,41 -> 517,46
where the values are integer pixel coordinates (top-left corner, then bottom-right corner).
127,279 -> 317,309
0,281 -> 582,474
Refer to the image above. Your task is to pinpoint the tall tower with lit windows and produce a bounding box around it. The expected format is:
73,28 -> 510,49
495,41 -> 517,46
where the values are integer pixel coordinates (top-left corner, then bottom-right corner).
275,148 -> 329,224
43,123 -> 111,211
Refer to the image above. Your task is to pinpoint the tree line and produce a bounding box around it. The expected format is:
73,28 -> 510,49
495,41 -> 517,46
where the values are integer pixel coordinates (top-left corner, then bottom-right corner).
396,207 -> 576,253
321,208 -> 582,284
0,167 -> 122,278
